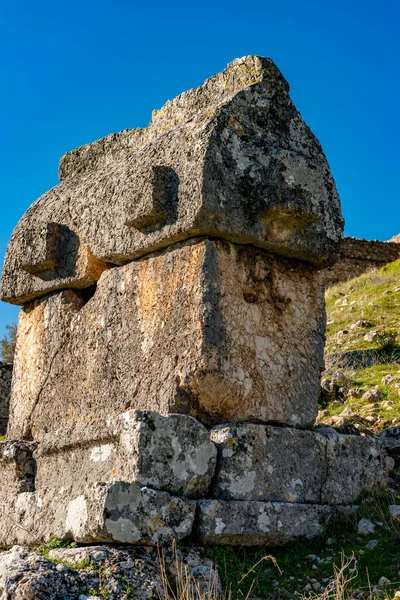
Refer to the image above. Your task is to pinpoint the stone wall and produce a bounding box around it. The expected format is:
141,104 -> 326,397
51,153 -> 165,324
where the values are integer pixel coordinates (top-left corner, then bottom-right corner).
320,236 -> 400,287
0,362 -> 12,435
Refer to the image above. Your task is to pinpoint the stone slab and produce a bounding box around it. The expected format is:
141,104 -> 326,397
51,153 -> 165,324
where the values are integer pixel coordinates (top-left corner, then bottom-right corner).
3,482 -> 195,547
7,239 -> 325,438
211,424 -> 390,504
34,410 -> 216,498
196,499 -> 354,546
1,56 -> 343,305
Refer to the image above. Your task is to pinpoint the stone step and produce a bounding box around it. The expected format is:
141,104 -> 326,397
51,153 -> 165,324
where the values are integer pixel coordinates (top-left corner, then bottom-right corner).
196,500 -> 356,546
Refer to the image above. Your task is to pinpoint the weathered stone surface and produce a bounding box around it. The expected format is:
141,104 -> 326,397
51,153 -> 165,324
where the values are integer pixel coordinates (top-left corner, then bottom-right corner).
8,240 -> 325,438
0,441 -> 36,497
196,500 -> 354,545
4,482 -> 195,546
34,410 -> 216,498
0,546 -> 82,600
0,545 -> 221,600
1,55 -> 343,305
379,427 -> 400,463
322,433 -> 391,504
0,362 -> 12,434
1,224 -> 109,305
211,424 -> 390,504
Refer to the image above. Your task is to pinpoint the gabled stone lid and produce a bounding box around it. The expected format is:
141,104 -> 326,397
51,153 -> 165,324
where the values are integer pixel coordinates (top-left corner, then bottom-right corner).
1,56 -> 343,305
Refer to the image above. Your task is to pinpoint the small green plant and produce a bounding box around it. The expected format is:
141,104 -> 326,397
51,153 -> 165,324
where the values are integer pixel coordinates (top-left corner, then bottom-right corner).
38,536 -> 77,557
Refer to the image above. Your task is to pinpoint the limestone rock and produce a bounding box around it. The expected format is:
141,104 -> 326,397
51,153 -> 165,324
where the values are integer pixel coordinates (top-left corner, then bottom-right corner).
34,410 -> 216,498
0,546 -> 82,600
0,545 -> 220,600
322,433 -> 389,504
1,56 -> 343,306
357,518 -> 375,535
8,239 -> 325,438
0,440 -> 36,496
362,389 -> 382,402
6,482 -> 195,546
0,362 -> 12,434
379,427 -> 400,462
211,424 -> 327,503
389,505 -> 400,518
196,500 -> 354,545
210,424 -> 390,504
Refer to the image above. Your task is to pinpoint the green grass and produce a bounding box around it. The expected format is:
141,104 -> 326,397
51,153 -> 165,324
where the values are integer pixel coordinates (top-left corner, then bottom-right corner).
322,259 -> 400,433
37,536 -> 77,558
210,489 -> 400,599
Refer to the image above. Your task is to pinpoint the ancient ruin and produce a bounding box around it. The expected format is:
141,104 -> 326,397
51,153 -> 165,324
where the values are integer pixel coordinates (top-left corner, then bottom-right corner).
320,236 -> 400,287
0,56 -> 393,548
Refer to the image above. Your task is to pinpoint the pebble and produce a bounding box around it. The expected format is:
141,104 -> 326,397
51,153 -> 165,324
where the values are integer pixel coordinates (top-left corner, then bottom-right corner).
389,505 -> 400,518
312,582 -> 322,591
362,389 -> 382,402
365,539 -> 378,550
358,518 -> 376,535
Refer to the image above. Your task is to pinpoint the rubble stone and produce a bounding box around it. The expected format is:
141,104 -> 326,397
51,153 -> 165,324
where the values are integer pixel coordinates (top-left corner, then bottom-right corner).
0,546 -> 82,600
0,545 -> 221,600
8,239 -> 325,438
196,500 -> 354,545
211,424 -> 390,504
1,56 -> 343,306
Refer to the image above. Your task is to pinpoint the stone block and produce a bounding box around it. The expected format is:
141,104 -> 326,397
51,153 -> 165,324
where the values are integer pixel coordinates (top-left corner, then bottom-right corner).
211,424 -> 389,504
196,499 -> 353,546
0,362 -> 12,434
5,482 -> 195,546
1,56 -> 343,306
211,424 -> 326,503
7,240 -> 325,438
34,410 -> 216,498
322,433 -> 390,504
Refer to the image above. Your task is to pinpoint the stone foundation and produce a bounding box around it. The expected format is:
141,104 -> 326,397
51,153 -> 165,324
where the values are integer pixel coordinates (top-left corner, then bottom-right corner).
0,411 -> 392,547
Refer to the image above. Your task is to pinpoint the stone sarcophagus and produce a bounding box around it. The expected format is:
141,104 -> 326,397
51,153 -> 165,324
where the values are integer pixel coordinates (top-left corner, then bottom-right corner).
0,56 -> 391,547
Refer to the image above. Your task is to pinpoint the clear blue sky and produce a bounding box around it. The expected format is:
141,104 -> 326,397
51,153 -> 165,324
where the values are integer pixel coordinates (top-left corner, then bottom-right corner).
0,0 -> 399,337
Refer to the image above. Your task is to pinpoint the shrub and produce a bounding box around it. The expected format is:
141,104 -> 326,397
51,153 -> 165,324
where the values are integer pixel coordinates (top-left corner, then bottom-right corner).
0,323 -> 17,364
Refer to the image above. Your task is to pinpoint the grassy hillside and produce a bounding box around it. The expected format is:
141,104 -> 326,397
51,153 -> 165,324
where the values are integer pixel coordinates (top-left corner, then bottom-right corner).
321,259 -> 400,432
